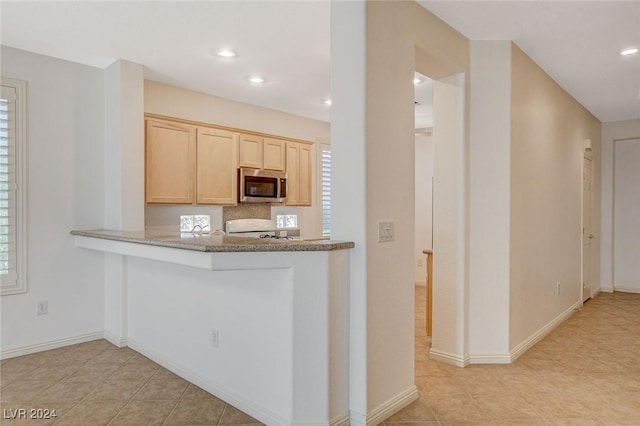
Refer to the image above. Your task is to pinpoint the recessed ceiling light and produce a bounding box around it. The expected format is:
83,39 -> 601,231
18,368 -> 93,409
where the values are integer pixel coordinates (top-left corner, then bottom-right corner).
414,77 -> 424,85
620,47 -> 639,56
246,76 -> 266,84
323,99 -> 332,106
215,49 -> 237,58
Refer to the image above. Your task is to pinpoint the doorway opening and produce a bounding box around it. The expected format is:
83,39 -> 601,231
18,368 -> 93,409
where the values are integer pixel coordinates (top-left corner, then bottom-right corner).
413,43 -> 467,366
414,71 -> 434,369
413,72 -> 433,336
612,138 -> 640,293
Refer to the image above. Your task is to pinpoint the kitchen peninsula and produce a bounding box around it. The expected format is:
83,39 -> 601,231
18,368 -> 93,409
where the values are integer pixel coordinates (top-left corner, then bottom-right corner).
72,229 -> 354,426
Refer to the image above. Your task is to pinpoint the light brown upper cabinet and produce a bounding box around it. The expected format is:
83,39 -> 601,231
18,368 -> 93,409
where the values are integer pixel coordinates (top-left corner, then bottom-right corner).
239,135 -> 286,171
196,127 -> 238,205
238,134 -> 263,169
263,138 -> 286,171
145,114 -> 312,206
145,119 -> 196,204
286,142 -> 312,206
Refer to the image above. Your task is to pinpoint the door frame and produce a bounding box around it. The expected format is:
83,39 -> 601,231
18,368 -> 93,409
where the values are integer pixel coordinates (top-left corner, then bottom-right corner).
581,151 -> 594,303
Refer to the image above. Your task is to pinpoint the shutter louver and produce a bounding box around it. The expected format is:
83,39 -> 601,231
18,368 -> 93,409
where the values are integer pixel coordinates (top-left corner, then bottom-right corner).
1,80 -> 25,294
321,148 -> 331,237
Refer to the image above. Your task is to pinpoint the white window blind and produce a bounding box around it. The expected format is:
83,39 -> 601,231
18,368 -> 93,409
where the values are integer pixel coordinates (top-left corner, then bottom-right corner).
1,78 -> 27,295
321,147 -> 331,237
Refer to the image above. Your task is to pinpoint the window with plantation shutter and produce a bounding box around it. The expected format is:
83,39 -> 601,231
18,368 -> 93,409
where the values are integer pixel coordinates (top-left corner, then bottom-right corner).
321,146 -> 331,237
0,77 -> 27,296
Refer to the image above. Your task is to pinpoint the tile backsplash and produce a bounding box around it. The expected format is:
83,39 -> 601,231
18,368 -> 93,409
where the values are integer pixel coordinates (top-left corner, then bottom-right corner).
222,204 -> 271,224
145,205 -> 223,231
145,203 -> 300,235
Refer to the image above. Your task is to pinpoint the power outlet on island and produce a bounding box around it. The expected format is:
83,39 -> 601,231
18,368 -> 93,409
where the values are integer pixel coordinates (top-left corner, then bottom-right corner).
378,221 -> 395,243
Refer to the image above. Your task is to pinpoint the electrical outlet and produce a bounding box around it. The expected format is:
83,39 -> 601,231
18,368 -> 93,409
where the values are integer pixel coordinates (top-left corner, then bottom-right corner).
378,221 -> 395,243
417,258 -> 424,267
37,301 -> 48,315
556,282 -> 561,296
210,329 -> 219,348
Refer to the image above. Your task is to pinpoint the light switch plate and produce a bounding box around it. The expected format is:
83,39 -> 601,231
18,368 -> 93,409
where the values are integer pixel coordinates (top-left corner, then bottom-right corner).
378,221 -> 395,243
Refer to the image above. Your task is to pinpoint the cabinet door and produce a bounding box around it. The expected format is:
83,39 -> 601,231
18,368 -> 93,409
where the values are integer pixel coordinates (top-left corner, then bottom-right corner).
238,134 -> 263,169
263,138 -> 286,171
196,127 -> 238,205
285,142 -> 300,205
286,142 -> 313,207
298,144 -> 312,206
145,119 -> 196,204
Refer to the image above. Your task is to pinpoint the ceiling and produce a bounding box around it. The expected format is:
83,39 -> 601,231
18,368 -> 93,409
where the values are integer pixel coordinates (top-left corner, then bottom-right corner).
1,1 -> 638,124
420,0 -> 640,123
0,1 -> 331,122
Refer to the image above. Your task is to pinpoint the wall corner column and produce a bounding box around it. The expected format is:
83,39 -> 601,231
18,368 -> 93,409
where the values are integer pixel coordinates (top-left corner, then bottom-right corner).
103,59 -> 144,346
467,41 -> 512,362
330,0 -> 368,422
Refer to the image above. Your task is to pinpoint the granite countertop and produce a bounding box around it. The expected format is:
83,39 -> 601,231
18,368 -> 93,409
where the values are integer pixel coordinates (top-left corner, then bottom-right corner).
71,229 -> 355,252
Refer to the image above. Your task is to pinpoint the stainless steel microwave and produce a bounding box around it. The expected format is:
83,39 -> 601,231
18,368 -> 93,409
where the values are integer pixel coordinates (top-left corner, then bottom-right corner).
238,168 -> 287,203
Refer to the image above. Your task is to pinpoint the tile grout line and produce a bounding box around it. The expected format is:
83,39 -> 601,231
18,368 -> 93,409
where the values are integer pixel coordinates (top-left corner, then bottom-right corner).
160,376 -> 193,426
217,403 -> 228,426
37,345 -> 116,425
105,351 -> 164,426
50,345 -> 130,424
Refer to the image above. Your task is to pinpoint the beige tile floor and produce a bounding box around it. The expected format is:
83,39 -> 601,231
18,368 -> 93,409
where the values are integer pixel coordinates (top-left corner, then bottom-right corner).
2,288 -> 639,425
0,340 -> 264,425
386,286 -> 640,425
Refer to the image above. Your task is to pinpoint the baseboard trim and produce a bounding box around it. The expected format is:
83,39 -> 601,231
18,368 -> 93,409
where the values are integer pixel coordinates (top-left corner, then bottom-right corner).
349,411 -> 365,426
103,331 -> 128,348
328,413 -> 350,426
368,386 -> 419,425
349,386 -> 419,426
0,331 -> 104,360
127,339 -> 290,426
414,281 -> 426,287
469,353 -> 511,364
600,286 -> 614,293
429,348 -> 469,367
509,300 -> 581,362
612,286 -> 640,294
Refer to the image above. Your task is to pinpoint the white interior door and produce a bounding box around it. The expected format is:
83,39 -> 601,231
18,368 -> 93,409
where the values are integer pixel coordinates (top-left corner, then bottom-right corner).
582,155 -> 593,302
614,138 -> 640,292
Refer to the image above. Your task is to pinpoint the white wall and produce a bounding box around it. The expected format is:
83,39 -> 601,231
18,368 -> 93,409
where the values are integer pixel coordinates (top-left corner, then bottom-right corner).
468,41 -> 511,361
104,60 -> 144,231
509,44 -> 601,350
414,134 -> 433,284
0,46 -> 105,356
143,81 -> 330,239
601,119 -> 640,292
128,258 -> 294,422
332,1 -> 470,419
